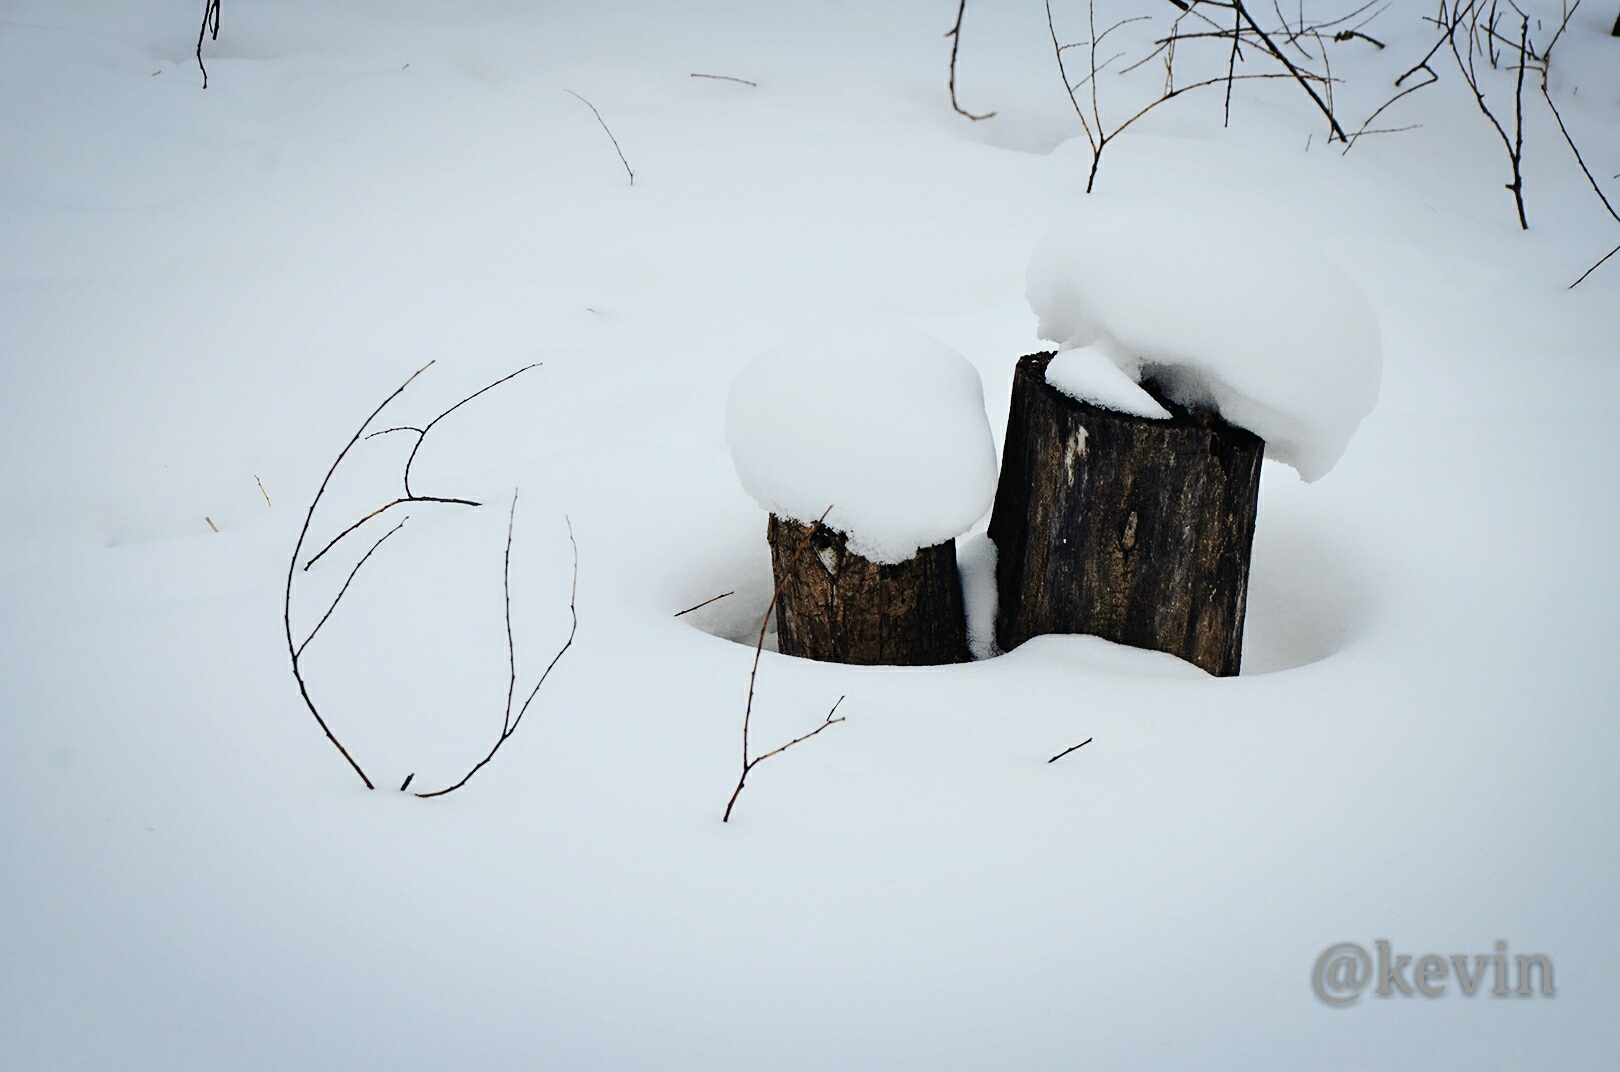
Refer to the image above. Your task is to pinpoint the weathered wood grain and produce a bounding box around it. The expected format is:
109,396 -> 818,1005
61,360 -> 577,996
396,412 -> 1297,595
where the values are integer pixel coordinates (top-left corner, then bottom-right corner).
767,514 -> 970,666
988,352 -> 1263,676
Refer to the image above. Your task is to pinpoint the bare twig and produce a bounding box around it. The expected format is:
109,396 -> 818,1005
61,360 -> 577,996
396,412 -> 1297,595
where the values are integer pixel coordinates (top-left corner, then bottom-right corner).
399,772 -> 415,791
565,89 -> 634,185
691,73 -> 757,86
1048,737 -> 1093,763
284,361 -> 435,789
205,517 -> 218,533
303,496 -> 479,571
674,591 -> 735,617
946,0 -> 997,120
196,0 -> 220,89
723,506 -> 841,822
1570,242 -> 1620,288
256,475 -> 272,507
416,513 -> 578,798
296,519 -> 406,659
301,363 -> 540,570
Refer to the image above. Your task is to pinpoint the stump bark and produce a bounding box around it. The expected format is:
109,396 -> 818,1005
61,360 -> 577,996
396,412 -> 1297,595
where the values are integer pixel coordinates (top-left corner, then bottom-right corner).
988,352 -> 1264,676
767,514 -> 970,666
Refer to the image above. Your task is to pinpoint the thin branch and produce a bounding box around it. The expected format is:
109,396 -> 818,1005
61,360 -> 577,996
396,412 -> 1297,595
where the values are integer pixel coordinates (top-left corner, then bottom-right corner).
723,505 -> 836,823
690,73 -> 757,86
403,363 -> 540,498
302,363 -> 541,570
1224,0 -> 1243,126
501,492 -> 520,735
1048,737 -> 1093,763
417,515 -> 578,798
565,89 -> 634,185
256,475 -> 272,507
302,495 -> 479,572
674,591 -> 735,617
724,697 -> 845,823
945,0 -> 996,120
297,519 -> 406,659
1231,0 -> 1349,141
196,0 -> 220,89
284,361 -> 434,789
1570,242 -> 1620,288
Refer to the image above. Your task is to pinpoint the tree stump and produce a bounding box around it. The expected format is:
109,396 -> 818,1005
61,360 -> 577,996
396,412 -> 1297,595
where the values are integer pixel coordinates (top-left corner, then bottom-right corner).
767,514 -> 970,666
987,352 -> 1264,676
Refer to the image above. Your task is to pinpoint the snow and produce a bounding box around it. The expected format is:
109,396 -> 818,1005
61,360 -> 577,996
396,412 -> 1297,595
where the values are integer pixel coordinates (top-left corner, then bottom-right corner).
1043,340 -> 1172,419
1027,206 -> 1383,480
2,2 -> 1619,1070
725,321 -> 997,564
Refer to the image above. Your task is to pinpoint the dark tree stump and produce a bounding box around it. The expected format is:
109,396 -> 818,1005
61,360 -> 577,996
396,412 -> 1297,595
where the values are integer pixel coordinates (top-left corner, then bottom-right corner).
767,514 -> 970,666
988,352 -> 1264,676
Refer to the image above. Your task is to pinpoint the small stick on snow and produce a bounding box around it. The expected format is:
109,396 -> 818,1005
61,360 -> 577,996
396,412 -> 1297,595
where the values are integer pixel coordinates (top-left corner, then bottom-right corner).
1048,737 -> 1093,763
723,506 -> 844,823
946,0 -> 996,120
256,475 -> 272,507
399,773 -> 414,791
674,591 -> 735,617
690,73 -> 756,87
565,90 -> 634,186
196,0 -> 220,89
205,517 -> 219,533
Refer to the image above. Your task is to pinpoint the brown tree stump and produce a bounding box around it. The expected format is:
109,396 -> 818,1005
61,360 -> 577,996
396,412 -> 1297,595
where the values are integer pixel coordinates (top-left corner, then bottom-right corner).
767,514 -> 970,666
987,352 -> 1264,676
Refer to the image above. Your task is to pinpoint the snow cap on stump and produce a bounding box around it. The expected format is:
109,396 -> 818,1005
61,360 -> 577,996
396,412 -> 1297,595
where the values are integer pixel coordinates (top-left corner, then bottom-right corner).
1026,206 -> 1382,482
726,320 -> 998,565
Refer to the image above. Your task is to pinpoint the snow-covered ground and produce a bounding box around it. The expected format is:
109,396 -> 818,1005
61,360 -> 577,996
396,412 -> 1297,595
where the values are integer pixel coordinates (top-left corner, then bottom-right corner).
3,2 -> 1617,1068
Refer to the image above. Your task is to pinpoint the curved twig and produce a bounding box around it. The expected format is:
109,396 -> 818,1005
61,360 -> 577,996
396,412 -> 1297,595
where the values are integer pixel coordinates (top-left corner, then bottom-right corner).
302,495 -> 480,572
946,0 -> 997,120
402,363 -> 540,498
196,0 -> 220,89
723,506 -> 841,822
565,90 -> 634,185
416,513 -> 578,798
284,360 -> 434,788
297,519 -> 407,659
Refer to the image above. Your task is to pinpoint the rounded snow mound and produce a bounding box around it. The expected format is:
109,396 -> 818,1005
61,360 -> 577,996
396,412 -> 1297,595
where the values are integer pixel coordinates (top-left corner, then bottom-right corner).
725,321 -> 998,565
1027,207 -> 1382,482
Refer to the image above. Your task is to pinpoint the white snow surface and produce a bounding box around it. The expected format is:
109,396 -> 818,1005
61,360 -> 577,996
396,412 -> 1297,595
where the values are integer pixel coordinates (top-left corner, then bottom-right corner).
726,321 -> 997,563
3,3 -> 1619,1071
1028,206 -> 1383,480
1044,341 -> 1172,419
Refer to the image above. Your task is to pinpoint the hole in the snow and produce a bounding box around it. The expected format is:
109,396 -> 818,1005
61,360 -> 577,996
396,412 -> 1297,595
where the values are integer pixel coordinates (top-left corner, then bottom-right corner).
677,520 -> 1363,675
1240,517 -> 1368,674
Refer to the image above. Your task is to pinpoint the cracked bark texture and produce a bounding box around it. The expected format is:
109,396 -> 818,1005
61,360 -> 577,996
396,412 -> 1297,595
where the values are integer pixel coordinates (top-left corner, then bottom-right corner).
988,352 -> 1263,676
767,514 -> 970,666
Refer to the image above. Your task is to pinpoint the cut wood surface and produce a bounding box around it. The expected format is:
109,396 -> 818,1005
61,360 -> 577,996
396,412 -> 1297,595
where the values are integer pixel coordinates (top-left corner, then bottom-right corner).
988,352 -> 1264,676
767,514 -> 970,666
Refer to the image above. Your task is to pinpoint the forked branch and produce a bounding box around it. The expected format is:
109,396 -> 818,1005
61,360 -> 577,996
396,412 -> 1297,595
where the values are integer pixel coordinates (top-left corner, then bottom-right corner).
416,507 -> 578,798
196,0 -> 220,88
723,506 -> 845,822
285,361 -> 545,789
